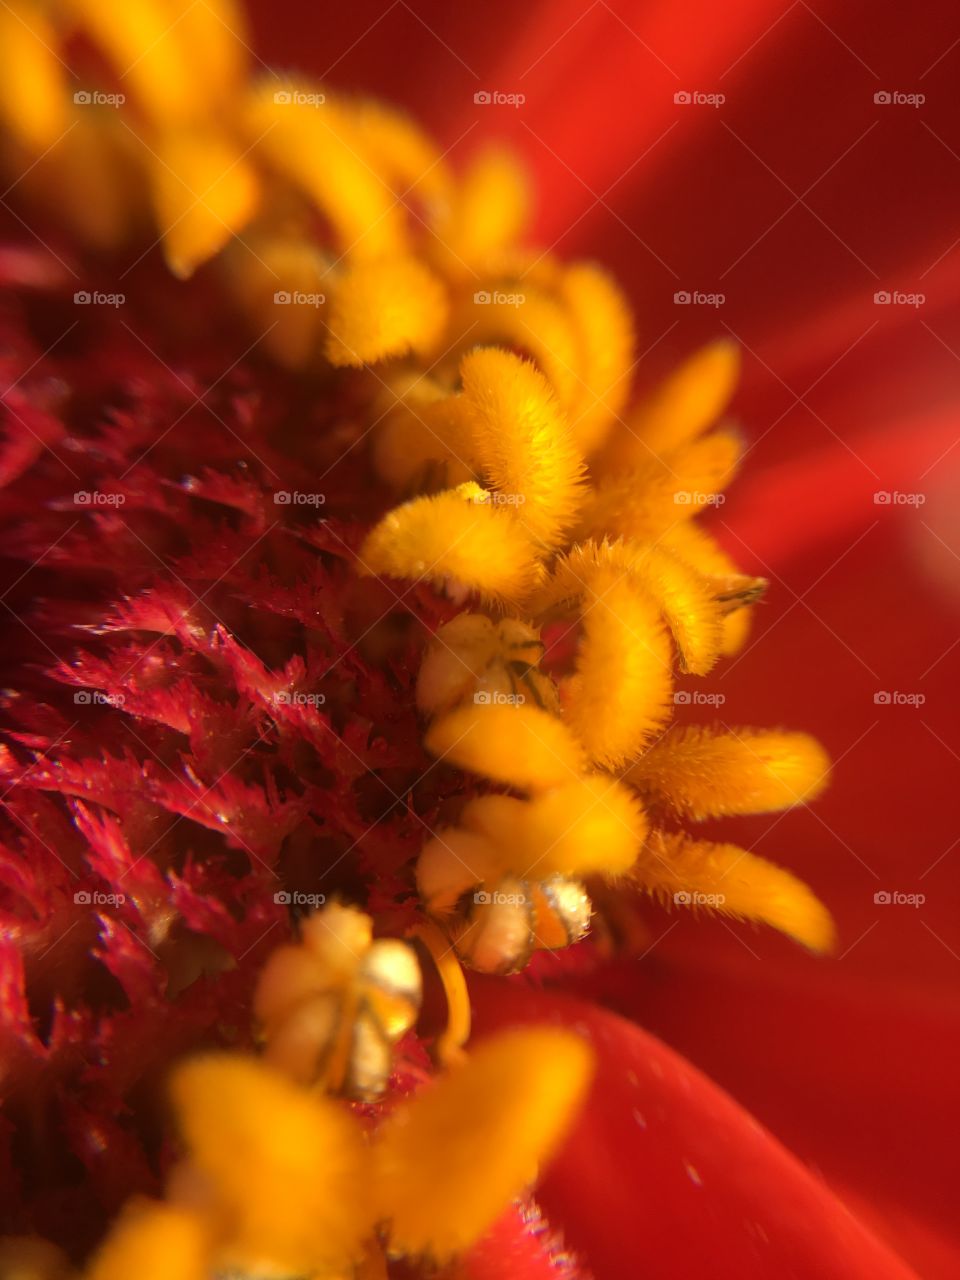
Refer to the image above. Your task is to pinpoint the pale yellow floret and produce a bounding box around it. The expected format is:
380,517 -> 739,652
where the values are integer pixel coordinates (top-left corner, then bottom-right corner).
559,263 -> 635,456
23,107 -> 139,250
375,1028 -> 593,1259
171,1055 -> 372,1275
459,348 -> 586,550
0,6 -> 67,151
149,131 -> 260,279
431,145 -> 531,275
372,383 -> 475,492
625,726 -> 830,820
416,827 -> 506,915
461,774 -> 647,879
532,540 -> 727,676
446,284 -> 582,411
599,338 -> 740,469
637,828 -> 836,953
425,702 -> 584,792
225,234 -> 329,367
358,483 -> 541,605
416,614 -> 550,719
245,82 -> 407,258
343,98 -> 451,212
64,0 -> 244,127
576,428 -> 742,544
87,1201 -> 210,1280
562,569 -> 673,768
658,521 -> 757,655
326,254 -> 448,366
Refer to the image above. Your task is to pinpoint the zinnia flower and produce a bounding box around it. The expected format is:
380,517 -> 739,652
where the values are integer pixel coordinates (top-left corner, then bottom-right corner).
1,2 -> 956,1278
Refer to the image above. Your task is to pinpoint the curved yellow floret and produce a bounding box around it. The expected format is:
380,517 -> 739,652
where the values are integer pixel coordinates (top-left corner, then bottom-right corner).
460,348 -> 586,550
626,726 -> 830,820
636,828 -> 835,953
375,1028 -> 593,1259
425,701 -> 584,792
358,483 -> 541,605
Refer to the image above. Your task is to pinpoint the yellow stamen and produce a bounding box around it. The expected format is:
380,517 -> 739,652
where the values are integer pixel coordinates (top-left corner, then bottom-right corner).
358,482 -> 542,605
410,919 -> 472,1066
86,1201 -> 210,1280
599,338 -> 740,468
637,828 -> 835,953
375,1028 -> 593,1260
560,262 -> 635,455
625,725 -> 830,820
326,254 -> 448,366
149,131 -> 260,279
0,6 -> 67,151
562,569 -> 673,768
430,144 -> 530,274
171,1054 -> 373,1275
459,347 -> 586,550
424,701 -> 584,792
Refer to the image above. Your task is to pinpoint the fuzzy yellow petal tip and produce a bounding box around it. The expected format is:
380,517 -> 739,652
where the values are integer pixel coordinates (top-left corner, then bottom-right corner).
375,1027 -> 593,1259
151,133 -> 260,280
460,346 -> 586,550
601,338 -> 740,468
170,1054 -> 371,1274
639,831 -> 836,954
424,701 -> 583,793
358,484 -> 541,605
86,1201 -> 210,1280
326,256 -> 448,366
626,726 -> 830,821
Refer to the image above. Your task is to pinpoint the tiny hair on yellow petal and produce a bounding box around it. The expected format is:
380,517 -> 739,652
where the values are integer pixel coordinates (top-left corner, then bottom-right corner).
562,569 -> 673,768
358,483 -> 541,606
375,1027 -> 593,1259
625,725 -> 830,820
460,347 -> 586,550
636,828 -> 835,953
599,338 -> 740,469
424,701 -> 583,792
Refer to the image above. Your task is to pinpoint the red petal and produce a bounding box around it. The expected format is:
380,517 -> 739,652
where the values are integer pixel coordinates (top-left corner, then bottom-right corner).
471,980 -> 918,1280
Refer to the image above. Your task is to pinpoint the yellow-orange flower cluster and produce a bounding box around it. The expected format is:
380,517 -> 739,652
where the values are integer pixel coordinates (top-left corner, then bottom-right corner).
0,1 -> 839,1272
